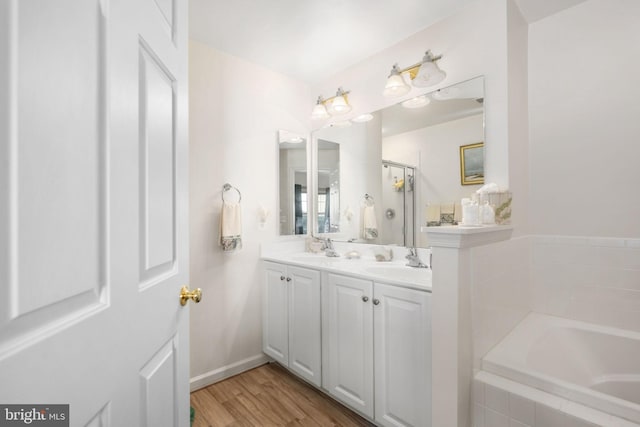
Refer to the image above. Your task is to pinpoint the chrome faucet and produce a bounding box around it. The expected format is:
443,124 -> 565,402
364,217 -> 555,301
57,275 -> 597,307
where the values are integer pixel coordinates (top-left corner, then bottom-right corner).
322,238 -> 340,257
405,247 -> 428,268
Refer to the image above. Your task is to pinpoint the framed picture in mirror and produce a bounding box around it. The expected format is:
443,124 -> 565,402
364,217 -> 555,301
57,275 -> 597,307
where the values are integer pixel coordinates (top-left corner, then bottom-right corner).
460,142 -> 484,185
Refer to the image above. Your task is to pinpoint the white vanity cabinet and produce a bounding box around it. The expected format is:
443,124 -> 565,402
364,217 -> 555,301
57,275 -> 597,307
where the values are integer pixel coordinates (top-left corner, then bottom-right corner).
322,272 -> 432,427
262,261 -> 322,387
374,282 -> 431,427
323,273 -> 375,417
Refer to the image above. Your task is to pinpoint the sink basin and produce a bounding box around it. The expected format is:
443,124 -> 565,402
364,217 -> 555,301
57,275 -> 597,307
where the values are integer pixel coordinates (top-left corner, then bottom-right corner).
363,265 -> 431,284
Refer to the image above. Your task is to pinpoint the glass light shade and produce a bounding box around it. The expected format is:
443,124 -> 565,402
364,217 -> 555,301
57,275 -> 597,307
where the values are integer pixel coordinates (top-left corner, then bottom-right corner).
311,102 -> 330,120
383,73 -> 411,98
412,61 -> 446,88
401,95 -> 430,109
327,95 -> 351,115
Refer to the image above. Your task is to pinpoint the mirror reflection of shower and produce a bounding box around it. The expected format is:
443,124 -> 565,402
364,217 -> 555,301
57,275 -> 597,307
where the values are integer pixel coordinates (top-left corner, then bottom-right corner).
381,160 -> 415,247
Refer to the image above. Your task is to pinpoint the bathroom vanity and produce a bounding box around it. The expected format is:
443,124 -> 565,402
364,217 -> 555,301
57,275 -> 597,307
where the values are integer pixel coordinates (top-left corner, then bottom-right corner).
262,246 -> 432,427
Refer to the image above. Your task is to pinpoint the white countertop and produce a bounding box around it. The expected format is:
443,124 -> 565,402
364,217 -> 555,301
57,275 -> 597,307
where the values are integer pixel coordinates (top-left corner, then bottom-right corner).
261,250 -> 432,292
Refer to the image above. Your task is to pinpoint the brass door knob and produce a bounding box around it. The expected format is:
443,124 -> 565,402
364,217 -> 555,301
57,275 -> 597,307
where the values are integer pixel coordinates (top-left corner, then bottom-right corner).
180,286 -> 202,306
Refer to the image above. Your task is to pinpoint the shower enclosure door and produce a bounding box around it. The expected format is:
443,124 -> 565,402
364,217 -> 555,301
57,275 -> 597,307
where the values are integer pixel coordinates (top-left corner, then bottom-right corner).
380,161 -> 415,247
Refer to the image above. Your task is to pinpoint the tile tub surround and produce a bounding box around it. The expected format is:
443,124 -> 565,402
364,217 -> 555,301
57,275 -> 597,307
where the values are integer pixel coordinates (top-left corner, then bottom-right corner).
531,236 -> 640,333
473,371 -> 639,427
482,313 -> 640,424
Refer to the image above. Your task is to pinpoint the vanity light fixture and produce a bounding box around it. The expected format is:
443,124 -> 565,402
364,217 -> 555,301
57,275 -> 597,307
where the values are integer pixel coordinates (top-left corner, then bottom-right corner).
383,50 -> 446,98
311,87 -> 352,120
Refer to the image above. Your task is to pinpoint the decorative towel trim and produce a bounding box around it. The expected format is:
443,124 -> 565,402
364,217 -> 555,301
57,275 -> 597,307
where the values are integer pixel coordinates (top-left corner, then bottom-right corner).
220,235 -> 242,252
364,228 -> 378,239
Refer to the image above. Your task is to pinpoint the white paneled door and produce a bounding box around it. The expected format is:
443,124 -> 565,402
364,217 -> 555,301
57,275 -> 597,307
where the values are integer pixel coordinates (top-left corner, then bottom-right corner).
0,0 -> 190,425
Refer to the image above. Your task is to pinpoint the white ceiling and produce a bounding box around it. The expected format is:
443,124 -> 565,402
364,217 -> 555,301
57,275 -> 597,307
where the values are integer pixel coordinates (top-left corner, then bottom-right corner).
512,0 -> 587,23
189,0 -> 588,84
189,0 -> 476,84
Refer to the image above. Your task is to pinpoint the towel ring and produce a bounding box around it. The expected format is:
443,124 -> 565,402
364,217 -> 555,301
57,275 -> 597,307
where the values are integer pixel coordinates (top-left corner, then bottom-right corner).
364,193 -> 375,206
222,183 -> 242,202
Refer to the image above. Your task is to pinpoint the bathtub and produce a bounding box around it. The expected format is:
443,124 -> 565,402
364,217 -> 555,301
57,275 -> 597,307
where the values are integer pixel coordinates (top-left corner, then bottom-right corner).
482,313 -> 640,424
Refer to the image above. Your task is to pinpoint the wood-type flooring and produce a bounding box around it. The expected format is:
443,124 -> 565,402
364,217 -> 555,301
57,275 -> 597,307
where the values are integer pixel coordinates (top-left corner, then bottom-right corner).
190,363 -> 375,427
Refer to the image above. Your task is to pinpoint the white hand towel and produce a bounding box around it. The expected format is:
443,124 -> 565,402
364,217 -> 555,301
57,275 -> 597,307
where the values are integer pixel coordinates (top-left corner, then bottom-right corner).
220,201 -> 242,252
362,205 -> 378,240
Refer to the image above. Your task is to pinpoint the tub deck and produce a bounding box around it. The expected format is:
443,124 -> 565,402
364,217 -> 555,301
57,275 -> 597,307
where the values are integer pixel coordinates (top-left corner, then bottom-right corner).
482,313 -> 640,423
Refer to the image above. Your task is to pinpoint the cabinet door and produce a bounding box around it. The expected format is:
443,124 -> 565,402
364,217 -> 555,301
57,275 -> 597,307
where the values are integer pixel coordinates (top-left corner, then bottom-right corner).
263,262 -> 289,365
374,283 -> 432,427
288,266 -> 322,387
323,273 -> 374,418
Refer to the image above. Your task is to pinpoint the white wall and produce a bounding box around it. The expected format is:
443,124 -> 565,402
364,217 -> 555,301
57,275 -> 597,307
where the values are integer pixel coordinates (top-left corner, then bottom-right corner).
383,114 -> 484,247
529,0 -> 640,238
526,0 -> 640,331
188,40 -> 310,388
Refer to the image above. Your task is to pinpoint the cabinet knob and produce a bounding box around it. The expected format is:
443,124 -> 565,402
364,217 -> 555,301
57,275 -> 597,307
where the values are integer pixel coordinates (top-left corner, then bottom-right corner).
373,299 -> 380,305
280,275 -> 286,281
362,296 -> 369,302
286,277 -> 292,282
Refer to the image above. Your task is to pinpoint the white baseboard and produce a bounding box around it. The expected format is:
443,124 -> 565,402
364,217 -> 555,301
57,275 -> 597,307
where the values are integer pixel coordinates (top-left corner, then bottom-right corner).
189,353 -> 270,392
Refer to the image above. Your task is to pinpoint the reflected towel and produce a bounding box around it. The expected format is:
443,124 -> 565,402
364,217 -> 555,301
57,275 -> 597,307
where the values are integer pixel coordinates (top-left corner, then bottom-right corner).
426,204 -> 440,223
362,205 -> 378,240
220,201 -> 242,252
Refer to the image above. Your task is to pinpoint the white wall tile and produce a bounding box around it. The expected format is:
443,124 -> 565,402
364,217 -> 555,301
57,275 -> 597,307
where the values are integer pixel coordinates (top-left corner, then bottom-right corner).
509,393 -> 535,425
486,408 -> 510,427
474,379 -> 485,404
626,239 -> 640,249
529,236 -> 640,332
620,269 -> 640,291
562,401 -> 613,425
588,237 -> 626,248
564,415 -> 601,427
611,417 -> 640,427
535,403 -> 566,427
473,403 -> 486,427
509,420 -> 531,427
486,383 -> 510,414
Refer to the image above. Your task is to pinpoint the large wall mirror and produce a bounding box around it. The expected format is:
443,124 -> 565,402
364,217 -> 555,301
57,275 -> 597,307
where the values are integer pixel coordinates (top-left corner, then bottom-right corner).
278,130 -> 308,236
311,76 -> 485,248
